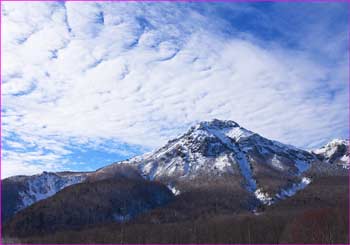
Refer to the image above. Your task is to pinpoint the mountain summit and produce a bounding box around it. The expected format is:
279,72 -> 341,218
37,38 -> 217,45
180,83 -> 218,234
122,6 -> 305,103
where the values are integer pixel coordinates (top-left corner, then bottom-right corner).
97,119 -> 316,206
4,119 -> 346,223
312,139 -> 349,168
132,119 -> 311,174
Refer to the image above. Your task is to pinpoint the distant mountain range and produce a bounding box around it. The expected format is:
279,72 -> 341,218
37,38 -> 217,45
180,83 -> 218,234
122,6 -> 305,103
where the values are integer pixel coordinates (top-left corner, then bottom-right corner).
2,119 -> 349,241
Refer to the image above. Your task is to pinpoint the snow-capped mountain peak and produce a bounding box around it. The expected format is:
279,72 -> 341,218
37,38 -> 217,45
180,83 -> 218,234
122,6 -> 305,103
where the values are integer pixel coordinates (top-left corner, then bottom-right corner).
193,119 -> 254,142
313,138 -> 348,154
312,139 -> 349,169
5,119 -> 346,222
195,119 -> 254,141
102,119 -> 317,207
126,119 -> 258,181
196,119 -> 240,130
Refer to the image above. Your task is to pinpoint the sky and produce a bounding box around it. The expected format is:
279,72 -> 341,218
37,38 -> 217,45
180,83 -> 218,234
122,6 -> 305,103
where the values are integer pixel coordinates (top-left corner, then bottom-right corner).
1,1 -> 349,178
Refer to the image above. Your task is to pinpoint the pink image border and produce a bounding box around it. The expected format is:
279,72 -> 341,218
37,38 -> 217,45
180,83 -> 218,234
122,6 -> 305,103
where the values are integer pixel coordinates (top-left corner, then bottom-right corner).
0,0 -> 349,245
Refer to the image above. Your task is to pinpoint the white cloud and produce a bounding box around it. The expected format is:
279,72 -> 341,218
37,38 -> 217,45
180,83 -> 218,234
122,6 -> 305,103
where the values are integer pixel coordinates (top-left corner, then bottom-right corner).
1,2 -> 348,178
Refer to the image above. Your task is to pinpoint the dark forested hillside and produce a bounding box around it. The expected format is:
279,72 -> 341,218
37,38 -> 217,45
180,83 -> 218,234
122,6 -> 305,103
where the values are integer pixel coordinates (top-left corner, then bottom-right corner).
3,178 -> 174,238
3,175 -> 348,244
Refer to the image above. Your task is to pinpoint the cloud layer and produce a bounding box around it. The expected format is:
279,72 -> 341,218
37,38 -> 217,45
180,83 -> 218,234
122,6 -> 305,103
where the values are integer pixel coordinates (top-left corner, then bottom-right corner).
2,2 -> 348,178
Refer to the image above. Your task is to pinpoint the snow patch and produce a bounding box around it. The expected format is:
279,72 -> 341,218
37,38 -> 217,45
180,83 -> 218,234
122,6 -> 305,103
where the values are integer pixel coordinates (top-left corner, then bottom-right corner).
255,177 -> 311,206
276,177 -> 311,199
339,155 -> 350,169
167,184 -> 181,195
295,160 -> 310,174
270,155 -> 286,171
254,188 -> 273,205
213,155 -> 232,172
224,127 -> 254,141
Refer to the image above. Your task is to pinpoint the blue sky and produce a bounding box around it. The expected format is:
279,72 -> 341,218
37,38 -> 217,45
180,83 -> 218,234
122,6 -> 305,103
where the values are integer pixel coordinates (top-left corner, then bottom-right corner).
1,2 -> 349,178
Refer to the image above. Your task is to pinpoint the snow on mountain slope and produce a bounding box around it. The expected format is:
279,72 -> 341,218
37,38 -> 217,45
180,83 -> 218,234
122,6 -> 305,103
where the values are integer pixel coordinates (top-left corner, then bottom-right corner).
4,178 -> 174,237
312,139 -> 349,169
121,121 -> 240,180
3,165 -> 153,222
254,176 -> 312,207
275,177 -> 311,199
2,171 -> 87,222
122,119 -> 314,177
102,119 -> 317,205
5,119 -> 340,219
17,172 -> 87,209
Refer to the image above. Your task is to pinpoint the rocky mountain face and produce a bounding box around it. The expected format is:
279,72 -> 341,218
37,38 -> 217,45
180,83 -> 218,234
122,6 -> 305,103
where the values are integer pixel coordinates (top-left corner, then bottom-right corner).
305,139 -> 349,177
2,119 -> 347,223
2,165 -> 144,223
2,171 -> 88,222
4,177 -> 174,237
312,139 -> 349,168
103,119 -> 317,206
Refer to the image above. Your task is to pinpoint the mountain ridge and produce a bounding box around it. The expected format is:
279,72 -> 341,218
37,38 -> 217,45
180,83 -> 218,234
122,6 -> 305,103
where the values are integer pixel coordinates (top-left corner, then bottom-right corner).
2,119 -> 348,223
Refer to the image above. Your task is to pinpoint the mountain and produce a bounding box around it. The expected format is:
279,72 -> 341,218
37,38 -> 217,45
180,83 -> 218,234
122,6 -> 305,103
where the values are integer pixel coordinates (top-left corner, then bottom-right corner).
101,119 -> 316,206
2,165 -> 144,223
2,171 -> 88,222
311,139 -> 349,169
2,119 -> 348,243
3,119 -> 346,222
4,177 -> 174,238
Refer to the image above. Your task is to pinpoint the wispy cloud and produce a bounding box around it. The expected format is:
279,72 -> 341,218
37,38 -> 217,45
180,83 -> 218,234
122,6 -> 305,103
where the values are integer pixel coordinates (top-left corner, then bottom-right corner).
2,2 -> 348,178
